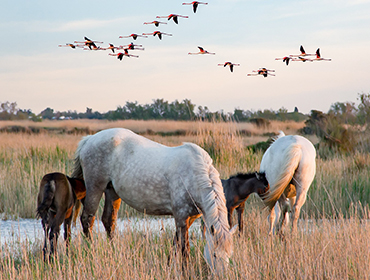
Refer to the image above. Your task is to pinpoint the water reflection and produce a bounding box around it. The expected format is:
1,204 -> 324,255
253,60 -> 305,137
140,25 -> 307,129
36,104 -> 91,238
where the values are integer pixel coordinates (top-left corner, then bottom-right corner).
0,217 -> 201,246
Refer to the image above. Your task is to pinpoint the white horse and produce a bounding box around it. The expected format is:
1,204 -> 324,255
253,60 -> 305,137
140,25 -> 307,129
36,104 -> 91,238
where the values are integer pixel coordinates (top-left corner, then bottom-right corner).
260,132 -> 316,235
71,128 -> 235,272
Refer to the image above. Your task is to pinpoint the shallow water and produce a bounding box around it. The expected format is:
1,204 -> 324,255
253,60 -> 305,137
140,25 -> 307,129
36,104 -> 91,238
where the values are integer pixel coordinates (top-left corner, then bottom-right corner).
0,217 -> 201,247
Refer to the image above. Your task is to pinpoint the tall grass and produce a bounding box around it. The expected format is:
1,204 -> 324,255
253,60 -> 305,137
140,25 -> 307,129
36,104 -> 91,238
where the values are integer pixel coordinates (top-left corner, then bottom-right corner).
1,211 -> 369,279
1,119 -> 370,279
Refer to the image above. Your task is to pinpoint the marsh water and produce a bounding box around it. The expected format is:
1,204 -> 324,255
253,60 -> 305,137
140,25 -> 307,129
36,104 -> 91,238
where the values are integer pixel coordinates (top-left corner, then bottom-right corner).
0,217 -> 202,247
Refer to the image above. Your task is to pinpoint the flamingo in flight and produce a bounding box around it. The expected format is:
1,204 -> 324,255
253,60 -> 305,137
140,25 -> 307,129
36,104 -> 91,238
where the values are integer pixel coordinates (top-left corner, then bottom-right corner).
247,68 -> 275,78
142,31 -> 172,40
143,20 -> 167,27
182,1 -> 208,13
119,34 -> 148,40
122,42 -> 145,50
109,49 -> 139,60
188,46 -> 215,55
156,14 -> 189,24
101,43 -> 122,53
74,37 -> 103,50
218,62 -> 240,72
290,45 -> 315,57
275,56 -> 293,65
58,43 -> 83,49
309,48 -> 332,61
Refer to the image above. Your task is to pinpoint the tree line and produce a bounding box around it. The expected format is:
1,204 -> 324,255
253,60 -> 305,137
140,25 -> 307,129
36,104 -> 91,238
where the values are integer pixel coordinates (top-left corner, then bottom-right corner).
0,93 -> 369,124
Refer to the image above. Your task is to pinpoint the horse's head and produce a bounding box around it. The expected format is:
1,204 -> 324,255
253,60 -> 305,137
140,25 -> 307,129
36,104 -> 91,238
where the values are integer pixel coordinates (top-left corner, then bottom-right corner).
255,172 -> 270,196
203,224 -> 237,274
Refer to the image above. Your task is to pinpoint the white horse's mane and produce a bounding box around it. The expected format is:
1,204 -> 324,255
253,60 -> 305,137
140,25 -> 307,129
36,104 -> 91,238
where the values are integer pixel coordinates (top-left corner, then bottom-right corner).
183,143 -> 233,256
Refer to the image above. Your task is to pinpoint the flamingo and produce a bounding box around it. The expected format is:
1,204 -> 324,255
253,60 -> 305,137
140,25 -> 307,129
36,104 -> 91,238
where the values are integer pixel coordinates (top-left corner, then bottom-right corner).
188,46 -> 215,55
142,31 -> 172,40
101,43 -> 122,53
247,68 -> 275,78
182,1 -> 208,13
74,37 -> 103,50
218,62 -> 240,72
156,14 -> 189,24
310,48 -> 332,61
109,49 -> 139,60
275,56 -> 293,66
143,20 -> 167,27
119,34 -> 148,40
58,43 -> 83,49
122,42 -> 145,50
290,45 -> 315,57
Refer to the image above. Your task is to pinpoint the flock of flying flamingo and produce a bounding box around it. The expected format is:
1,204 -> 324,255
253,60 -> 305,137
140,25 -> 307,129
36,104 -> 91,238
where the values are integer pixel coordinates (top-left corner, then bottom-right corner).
58,1 -> 331,77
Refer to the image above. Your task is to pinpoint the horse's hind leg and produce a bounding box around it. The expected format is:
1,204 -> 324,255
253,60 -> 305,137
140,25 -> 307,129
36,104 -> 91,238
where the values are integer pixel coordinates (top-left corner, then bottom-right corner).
291,192 -> 307,233
102,183 -> 121,239
49,212 -> 65,259
64,213 -> 73,254
41,217 -> 49,261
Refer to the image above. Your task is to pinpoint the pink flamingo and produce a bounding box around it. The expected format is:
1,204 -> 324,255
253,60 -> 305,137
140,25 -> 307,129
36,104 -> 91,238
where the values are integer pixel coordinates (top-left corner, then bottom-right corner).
101,43 -> 122,53
156,14 -> 189,24
122,42 -> 145,50
143,20 -> 167,27
74,37 -> 103,50
58,43 -> 83,49
218,62 -> 240,72
182,1 -> 208,13
119,34 -> 148,40
247,68 -> 275,78
142,31 -> 172,40
188,46 -> 215,55
275,56 -> 293,66
310,48 -> 332,61
290,45 -> 315,57
109,49 -> 139,61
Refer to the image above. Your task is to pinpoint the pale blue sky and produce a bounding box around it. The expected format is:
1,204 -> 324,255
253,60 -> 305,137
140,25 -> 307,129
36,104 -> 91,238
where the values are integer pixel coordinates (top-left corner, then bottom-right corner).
1,0 -> 370,114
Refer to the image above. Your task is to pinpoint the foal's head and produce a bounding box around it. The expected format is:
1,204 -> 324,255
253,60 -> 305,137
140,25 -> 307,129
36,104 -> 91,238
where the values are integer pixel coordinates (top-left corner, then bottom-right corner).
254,172 -> 269,196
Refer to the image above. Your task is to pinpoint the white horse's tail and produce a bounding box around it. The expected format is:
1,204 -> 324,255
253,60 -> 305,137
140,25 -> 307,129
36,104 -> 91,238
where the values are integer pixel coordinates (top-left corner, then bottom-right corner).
71,135 -> 92,180
263,142 -> 302,210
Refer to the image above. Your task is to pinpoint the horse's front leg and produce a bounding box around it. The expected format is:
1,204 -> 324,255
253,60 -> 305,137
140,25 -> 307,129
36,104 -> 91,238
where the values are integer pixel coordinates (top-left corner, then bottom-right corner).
80,186 -> 105,239
236,201 -> 246,233
101,184 -> 121,239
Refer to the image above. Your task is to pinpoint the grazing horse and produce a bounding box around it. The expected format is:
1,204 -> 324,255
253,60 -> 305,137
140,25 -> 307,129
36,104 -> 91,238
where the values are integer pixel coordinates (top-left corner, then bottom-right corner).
71,128 -> 236,273
259,132 -> 316,235
36,172 -> 86,260
223,172 -> 269,233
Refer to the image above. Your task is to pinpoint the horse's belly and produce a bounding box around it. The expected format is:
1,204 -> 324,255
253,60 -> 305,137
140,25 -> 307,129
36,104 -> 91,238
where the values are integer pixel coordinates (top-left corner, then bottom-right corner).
113,180 -> 173,216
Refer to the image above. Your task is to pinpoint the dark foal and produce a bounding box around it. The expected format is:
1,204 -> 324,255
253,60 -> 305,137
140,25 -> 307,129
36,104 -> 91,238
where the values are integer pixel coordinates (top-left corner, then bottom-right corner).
36,172 -> 86,261
222,172 -> 269,232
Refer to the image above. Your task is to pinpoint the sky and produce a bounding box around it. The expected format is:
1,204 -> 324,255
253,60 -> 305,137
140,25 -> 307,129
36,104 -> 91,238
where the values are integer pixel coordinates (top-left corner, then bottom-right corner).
1,0 -> 370,115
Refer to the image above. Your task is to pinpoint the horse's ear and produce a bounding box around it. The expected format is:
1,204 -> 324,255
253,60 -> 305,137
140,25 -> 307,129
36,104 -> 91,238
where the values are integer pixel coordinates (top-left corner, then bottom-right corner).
230,225 -> 238,235
255,172 -> 260,180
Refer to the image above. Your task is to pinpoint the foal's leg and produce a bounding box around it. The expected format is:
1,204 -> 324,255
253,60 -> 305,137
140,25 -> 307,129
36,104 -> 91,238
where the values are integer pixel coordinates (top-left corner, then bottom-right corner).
236,201 -> 246,233
49,212 -> 65,259
64,211 -> 73,254
41,217 -> 49,261
172,217 -> 191,261
102,184 -> 122,239
276,195 -> 290,234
